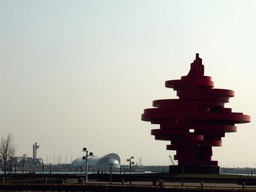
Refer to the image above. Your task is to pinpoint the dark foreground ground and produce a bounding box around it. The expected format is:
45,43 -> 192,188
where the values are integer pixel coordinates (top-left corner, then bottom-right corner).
1,173 -> 256,191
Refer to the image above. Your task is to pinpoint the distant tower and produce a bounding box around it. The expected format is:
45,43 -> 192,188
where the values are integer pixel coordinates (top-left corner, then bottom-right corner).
33,142 -> 40,159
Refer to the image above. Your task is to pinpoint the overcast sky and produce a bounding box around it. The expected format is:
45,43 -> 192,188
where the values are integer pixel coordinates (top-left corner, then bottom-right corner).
1,0 -> 256,167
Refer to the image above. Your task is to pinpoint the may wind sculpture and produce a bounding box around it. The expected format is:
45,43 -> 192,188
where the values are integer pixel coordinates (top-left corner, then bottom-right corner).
142,54 -> 250,166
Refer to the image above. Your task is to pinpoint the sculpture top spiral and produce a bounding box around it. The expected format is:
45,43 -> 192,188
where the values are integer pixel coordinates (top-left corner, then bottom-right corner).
142,54 -> 250,166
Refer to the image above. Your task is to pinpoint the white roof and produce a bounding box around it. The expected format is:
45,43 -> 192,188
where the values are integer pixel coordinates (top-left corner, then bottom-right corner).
71,153 -> 120,168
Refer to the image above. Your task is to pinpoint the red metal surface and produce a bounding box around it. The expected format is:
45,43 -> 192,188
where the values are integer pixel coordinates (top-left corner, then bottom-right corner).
142,54 -> 250,166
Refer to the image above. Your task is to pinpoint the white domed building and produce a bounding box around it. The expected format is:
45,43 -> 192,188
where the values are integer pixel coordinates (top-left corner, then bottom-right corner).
71,153 -> 120,171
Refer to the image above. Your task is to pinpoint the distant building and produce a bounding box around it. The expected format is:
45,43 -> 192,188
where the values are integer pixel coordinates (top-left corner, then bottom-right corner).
10,142 -> 43,169
71,153 -> 120,171
11,157 -> 43,167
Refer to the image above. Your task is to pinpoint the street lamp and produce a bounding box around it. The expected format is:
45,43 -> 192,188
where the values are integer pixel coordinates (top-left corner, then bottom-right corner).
23,153 -> 28,174
42,163 -> 44,175
9,156 -> 12,174
109,164 -> 113,184
82,148 -> 93,184
127,156 -> 134,174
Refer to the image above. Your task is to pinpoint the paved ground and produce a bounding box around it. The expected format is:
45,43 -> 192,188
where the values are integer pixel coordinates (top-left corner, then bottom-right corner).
75,180 -> 256,190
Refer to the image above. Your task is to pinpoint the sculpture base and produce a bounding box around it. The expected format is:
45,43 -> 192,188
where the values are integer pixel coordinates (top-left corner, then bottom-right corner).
169,165 -> 220,174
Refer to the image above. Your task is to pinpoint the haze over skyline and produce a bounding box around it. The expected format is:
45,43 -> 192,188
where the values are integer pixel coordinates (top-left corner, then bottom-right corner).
1,0 -> 256,167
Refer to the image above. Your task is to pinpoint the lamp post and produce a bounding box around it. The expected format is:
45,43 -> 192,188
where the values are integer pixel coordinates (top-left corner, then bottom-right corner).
82,148 -> 93,184
50,164 -> 52,174
23,153 -> 28,174
127,156 -> 134,174
42,163 -> 44,175
109,164 -> 113,184
9,156 -> 12,174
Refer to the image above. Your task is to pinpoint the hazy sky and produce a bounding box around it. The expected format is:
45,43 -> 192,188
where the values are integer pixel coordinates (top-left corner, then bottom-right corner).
1,0 -> 256,167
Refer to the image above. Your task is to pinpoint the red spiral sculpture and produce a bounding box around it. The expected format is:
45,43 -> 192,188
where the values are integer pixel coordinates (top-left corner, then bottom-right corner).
142,54 -> 250,166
